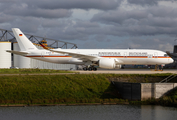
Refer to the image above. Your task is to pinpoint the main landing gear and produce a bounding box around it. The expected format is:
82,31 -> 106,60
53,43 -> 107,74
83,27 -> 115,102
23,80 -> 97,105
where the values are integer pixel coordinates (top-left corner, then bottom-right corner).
83,66 -> 97,71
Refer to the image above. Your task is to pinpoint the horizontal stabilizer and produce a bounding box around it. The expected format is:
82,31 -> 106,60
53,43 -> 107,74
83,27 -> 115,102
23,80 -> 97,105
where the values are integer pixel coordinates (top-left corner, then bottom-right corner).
6,50 -> 29,56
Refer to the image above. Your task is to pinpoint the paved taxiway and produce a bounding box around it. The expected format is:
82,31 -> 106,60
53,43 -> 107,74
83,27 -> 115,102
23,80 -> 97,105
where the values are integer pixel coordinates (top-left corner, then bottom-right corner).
78,69 -> 177,74
0,69 -> 176,76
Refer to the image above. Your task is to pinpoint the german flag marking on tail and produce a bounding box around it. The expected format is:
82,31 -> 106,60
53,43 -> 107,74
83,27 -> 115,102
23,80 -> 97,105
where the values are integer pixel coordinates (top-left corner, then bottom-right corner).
19,34 -> 22,36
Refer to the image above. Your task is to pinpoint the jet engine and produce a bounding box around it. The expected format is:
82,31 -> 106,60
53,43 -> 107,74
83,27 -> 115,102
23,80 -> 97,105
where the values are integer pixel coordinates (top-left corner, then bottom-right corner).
99,58 -> 116,69
115,64 -> 122,69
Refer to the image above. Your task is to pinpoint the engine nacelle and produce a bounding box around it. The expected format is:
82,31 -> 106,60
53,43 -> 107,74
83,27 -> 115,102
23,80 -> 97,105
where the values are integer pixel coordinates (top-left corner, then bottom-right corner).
99,58 -> 116,69
115,65 -> 122,69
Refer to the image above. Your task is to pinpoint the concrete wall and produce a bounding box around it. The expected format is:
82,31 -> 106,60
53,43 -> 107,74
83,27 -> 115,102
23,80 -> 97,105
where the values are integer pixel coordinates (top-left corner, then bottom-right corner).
113,82 -> 177,100
155,83 -> 174,99
141,83 -> 155,100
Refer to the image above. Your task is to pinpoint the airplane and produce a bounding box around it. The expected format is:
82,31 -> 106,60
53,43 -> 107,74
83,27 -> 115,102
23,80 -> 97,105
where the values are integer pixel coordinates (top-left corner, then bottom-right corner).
6,28 -> 174,71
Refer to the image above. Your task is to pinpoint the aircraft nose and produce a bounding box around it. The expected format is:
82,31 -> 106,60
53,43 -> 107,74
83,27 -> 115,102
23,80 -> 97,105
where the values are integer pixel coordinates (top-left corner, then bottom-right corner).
169,58 -> 174,63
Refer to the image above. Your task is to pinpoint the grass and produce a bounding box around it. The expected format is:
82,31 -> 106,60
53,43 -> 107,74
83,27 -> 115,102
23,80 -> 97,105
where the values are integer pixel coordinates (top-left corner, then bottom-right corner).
0,73 -> 176,105
130,96 -> 177,107
0,74 -> 119,105
0,69 -> 75,74
107,73 -> 174,83
158,87 -> 177,107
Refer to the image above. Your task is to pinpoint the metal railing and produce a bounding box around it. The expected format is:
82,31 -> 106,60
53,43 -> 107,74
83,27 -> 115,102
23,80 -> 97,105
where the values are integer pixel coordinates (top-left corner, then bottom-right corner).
0,28 -> 78,49
159,73 -> 177,83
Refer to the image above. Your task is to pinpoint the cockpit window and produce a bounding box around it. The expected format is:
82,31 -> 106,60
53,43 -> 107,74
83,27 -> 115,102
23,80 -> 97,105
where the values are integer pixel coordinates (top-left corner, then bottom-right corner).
164,54 -> 169,57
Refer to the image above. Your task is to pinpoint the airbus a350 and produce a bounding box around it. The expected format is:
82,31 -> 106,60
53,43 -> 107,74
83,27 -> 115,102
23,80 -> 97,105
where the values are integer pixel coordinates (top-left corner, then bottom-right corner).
6,28 -> 174,71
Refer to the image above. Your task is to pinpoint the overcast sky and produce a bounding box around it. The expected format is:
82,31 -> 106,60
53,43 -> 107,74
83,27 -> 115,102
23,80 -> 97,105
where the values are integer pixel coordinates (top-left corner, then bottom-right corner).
0,0 -> 177,52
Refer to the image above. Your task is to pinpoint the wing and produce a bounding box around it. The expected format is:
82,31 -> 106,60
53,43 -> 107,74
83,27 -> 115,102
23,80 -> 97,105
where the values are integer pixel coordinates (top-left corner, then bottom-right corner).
6,50 -> 29,56
49,49 -> 100,61
38,42 -> 100,61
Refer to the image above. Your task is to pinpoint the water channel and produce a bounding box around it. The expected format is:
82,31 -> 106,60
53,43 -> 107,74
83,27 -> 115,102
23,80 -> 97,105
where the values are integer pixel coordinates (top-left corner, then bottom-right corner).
0,105 -> 177,120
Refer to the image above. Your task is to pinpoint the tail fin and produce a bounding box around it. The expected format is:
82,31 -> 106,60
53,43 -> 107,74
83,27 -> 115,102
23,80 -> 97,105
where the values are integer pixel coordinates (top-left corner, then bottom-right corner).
12,28 -> 37,51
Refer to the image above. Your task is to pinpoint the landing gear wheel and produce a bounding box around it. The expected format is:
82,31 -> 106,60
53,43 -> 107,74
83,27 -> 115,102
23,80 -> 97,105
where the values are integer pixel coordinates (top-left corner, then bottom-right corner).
88,67 -> 92,71
93,67 -> 97,71
160,65 -> 163,71
83,67 -> 87,71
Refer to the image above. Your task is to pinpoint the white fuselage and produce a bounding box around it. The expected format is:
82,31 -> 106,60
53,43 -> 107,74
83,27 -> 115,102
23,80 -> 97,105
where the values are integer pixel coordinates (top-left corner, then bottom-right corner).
26,49 -> 173,65
9,28 -> 174,70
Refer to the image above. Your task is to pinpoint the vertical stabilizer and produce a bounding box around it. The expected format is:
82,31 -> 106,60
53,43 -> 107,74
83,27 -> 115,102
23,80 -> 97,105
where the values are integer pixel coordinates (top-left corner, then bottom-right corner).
12,28 -> 37,51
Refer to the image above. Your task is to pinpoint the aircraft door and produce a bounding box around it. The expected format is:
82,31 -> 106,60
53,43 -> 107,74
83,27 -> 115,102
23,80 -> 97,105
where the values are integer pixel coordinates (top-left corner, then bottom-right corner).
154,52 -> 158,58
41,51 -> 45,57
124,52 -> 127,58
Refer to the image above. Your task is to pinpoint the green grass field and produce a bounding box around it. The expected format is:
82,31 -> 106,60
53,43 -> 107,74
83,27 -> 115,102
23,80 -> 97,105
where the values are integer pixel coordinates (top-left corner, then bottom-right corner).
0,69 -> 75,74
0,72 -> 176,106
0,74 -> 120,105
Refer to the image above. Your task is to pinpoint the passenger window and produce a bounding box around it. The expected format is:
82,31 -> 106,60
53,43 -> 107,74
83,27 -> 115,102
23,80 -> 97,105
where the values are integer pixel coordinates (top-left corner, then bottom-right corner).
164,54 -> 169,57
